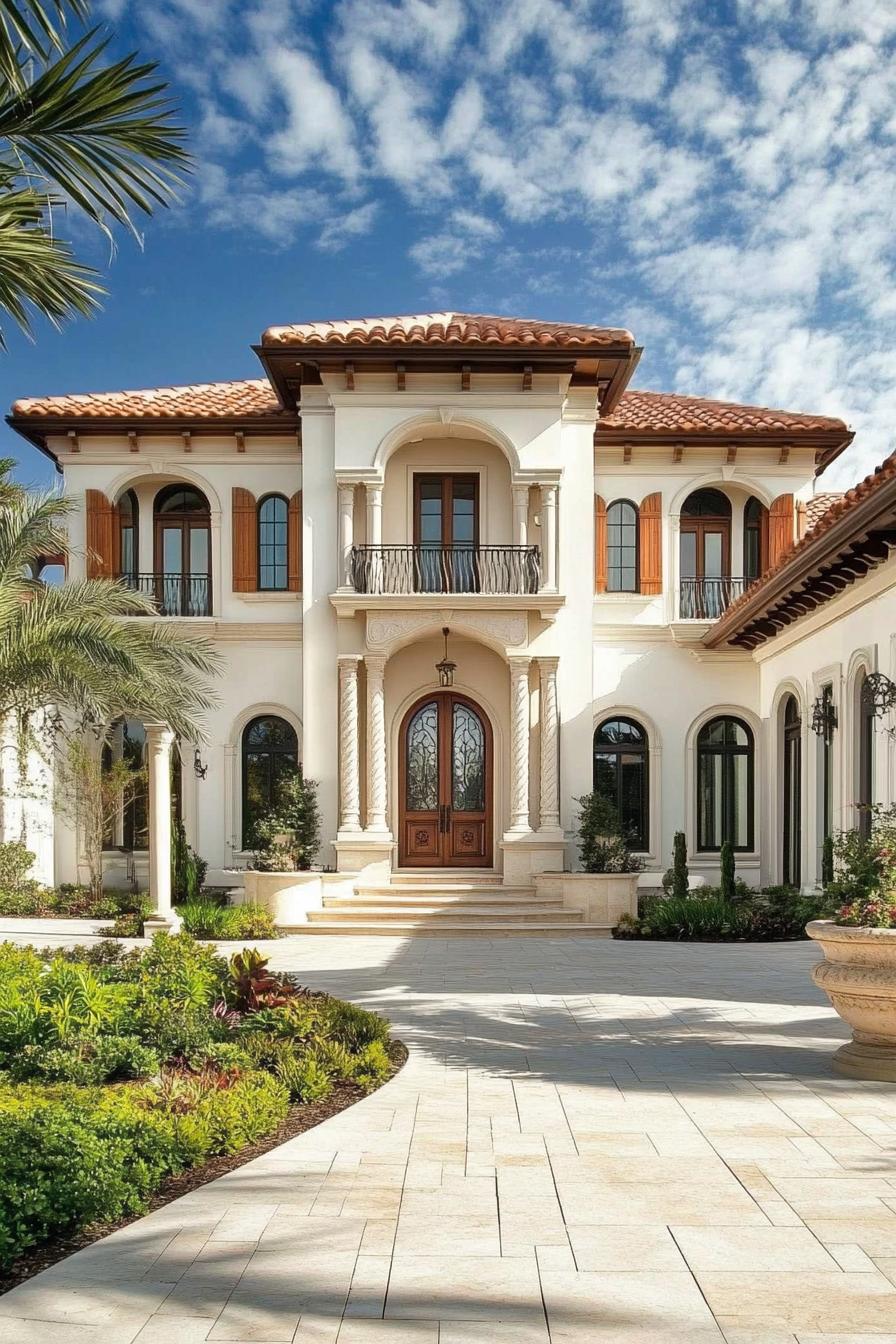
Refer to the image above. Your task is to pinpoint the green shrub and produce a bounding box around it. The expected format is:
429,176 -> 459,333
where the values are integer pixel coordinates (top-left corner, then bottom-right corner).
822,834 -> 835,888
664,832 -> 689,899
0,842 -> 37,894
352,1040 -> 392,1091
273,1048 -> 332,1102
9,1035 -> 159,1086
320,997 -> 390,1051
133,933 -> 227,1059
252,771 -> 321,872
640,891 -> 754,940
172,815 -> 208,904
575,792 -> 641,873
179,900 -> 278,941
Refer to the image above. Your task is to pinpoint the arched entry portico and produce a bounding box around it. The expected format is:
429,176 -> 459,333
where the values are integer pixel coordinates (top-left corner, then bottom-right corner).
399,690 -> 493,867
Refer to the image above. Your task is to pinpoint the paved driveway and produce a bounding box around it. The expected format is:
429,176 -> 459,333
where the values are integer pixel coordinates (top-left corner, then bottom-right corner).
2,933 -> 896,1342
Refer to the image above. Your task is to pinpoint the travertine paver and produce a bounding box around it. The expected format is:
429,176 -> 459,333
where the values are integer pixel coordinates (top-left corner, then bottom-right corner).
1,931 -> 896,1342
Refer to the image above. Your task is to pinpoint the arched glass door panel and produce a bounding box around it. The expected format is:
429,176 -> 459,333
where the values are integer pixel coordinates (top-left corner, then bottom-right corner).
153,485 -> 211,616
680,489 -> 732,618
400,692 -> 491,866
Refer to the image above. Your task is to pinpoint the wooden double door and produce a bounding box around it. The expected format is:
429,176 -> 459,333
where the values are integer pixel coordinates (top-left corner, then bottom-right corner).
399,691 -> 492,867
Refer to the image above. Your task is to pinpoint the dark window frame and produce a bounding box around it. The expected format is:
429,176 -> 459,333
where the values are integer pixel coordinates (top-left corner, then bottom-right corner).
593,715 -> 649,851
257,493 -> 289,592
858,673 -> 875,840
782,695 -> 802,887
241,714 -> 299,850
606,499 -> 639,593
118,489 -> 138,582
696,714 -> 755,853
743,495 -> 764,584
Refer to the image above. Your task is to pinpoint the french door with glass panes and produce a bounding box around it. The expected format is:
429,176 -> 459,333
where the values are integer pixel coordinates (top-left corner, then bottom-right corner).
399,691 -> 492,867
413,474 -> 478,592
680,515 -> 730,618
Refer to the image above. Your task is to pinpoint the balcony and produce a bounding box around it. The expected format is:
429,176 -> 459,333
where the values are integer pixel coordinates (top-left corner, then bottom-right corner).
349,544 -> 541,596
679,577 -> 747,620
120,573 -> 212,617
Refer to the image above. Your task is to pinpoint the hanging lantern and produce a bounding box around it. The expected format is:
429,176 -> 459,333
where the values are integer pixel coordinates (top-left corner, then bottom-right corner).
810,693 -> 837,742
436,626 -> 456,687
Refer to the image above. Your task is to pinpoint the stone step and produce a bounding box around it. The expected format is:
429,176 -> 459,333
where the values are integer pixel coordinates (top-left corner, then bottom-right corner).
309,904 -> 582,923
327,892 -> 563,908
281,920 -> 613,937
389,870 -> 502,884
354,883 -> 538,899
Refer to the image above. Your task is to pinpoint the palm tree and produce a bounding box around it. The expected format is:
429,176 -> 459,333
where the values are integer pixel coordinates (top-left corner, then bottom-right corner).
0,0 -> 188,344
0,463 -> 220,740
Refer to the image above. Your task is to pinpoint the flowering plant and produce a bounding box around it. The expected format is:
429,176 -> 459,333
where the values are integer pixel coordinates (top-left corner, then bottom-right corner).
835,893 -> 896,929
833,806 -> 896,928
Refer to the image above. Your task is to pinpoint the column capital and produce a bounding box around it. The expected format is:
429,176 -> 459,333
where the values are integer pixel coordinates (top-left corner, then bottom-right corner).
365,653 -> 387,675
508,654 -> 531,673
337,652 -> 364,667
144,722 -> 175,747
537,656 -> 560,673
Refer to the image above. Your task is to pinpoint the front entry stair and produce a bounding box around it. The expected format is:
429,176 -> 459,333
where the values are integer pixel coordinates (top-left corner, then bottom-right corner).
291,874 -> 613,936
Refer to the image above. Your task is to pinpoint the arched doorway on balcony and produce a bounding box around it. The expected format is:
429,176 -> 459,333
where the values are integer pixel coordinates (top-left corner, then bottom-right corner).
680,488 -> 732,618
153,484 -> 211,616
399,690 -> 493,867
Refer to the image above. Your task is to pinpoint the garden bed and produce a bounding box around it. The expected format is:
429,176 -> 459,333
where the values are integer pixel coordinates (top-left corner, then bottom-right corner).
0,934 -> 401,1279
0,1039 -> 407,1295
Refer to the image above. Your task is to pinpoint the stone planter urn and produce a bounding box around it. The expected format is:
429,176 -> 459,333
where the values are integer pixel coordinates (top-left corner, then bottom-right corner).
238,871 -> 323,927
807,920 -> 896,1081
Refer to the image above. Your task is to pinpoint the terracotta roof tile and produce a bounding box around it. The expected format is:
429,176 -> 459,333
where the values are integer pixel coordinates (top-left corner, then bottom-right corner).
601,389 -> 849,436
11,378 -> 286,421
720,449 -> 896,624
804,492 -> 843,530
261,311 -> 634,349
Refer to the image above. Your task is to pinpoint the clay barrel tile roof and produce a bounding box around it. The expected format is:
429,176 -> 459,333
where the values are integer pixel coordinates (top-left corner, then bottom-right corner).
804,492 -> 843,530
261,311 -> 635,349
11,378 -> 286,421
600,389 -> 849,435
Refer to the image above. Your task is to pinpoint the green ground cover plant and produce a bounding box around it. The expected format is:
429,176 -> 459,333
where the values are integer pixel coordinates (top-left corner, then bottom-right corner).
0,933 -> 395,1265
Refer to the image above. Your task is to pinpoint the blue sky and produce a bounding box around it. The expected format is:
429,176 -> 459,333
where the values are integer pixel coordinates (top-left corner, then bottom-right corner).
4,0 -> 895,490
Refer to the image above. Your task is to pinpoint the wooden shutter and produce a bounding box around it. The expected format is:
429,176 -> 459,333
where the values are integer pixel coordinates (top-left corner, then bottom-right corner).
769,493 -> 795,567
232,487 -> 258,592
288,490 -> 302,592
85,489 -> 114,578
639,492 -> 662,595
594,495 -> 607,594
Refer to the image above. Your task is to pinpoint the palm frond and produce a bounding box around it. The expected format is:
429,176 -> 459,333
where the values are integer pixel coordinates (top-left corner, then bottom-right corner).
0,31 -> 190,232
0,180 -> 102,342
0,0 -> 87,85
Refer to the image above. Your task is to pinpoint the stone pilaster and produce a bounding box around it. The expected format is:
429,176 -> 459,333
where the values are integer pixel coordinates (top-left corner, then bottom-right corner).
508,656 -> 532,832
144,722 -> 179,932
538,657 -> 561,831
540,484 -> 558,593
365,654 -> 389,834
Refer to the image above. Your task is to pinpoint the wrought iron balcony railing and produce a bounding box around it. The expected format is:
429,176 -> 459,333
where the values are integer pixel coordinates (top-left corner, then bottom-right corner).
349,544 -> 541,595
679,576 -> 747,620
118,572 -> 212,617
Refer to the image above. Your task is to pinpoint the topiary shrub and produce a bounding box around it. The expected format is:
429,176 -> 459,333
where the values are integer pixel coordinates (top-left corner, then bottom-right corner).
720,841 -> 736,901
822,834 -> 835,888
668,831 -> 689,899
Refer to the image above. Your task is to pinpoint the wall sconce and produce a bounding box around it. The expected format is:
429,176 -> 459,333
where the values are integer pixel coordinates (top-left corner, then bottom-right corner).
810,694 -> 837,742
436,626 -> 456,688
193,748 -> 208,780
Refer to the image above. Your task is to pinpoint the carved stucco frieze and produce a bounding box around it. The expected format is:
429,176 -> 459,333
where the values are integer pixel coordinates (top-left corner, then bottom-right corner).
365,608 -> 528,655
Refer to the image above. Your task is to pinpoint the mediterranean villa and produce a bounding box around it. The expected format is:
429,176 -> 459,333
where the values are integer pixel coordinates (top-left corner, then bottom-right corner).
5,313 -> 896,933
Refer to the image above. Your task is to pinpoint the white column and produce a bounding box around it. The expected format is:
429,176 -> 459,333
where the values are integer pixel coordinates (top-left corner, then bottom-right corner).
144,722 -> 178,931
337,482 -> 355,587
509,656 -> 532,832
540,483 -> 558,592
512,485 -> 529,548
338,655 -> 362,832
538,657 -> 561,831
365,654 -> 389,834
366,483 -> 383,546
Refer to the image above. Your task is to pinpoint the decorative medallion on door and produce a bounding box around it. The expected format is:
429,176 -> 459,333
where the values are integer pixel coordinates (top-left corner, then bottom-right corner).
399,691 -> 492,867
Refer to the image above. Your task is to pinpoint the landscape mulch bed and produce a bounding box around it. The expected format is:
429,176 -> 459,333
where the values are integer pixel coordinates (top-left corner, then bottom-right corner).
0,1039 -> 408,1296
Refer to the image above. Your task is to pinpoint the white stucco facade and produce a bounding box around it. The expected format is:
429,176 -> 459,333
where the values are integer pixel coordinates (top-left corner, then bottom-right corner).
6,313 -> 890,904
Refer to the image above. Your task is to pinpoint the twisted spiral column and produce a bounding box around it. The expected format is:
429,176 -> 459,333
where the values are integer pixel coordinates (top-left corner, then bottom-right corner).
338,655 -> 362,832
365,654 -> 389,833
509,656 -> 532,832
538,657 -> 560,830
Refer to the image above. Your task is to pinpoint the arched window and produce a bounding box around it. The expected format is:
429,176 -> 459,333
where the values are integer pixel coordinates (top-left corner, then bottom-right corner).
258,495 -> 289,591
606,501 -> 638,592
782,696 -> 802,886
858,673 -> 875,840
153,484 -> 211,616
680,489 -> 732,618
118,490 -> 138,583
697,715 -> 754,852
593,717 -> 649,849
102,718 -> 148,851
743,496 -> 767,584
242,715 -> 299,849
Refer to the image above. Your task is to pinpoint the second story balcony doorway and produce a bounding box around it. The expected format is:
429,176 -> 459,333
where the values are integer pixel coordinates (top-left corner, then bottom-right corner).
679,488 -> 745,619
415,472 -> 478,592
118,484 -> 212,617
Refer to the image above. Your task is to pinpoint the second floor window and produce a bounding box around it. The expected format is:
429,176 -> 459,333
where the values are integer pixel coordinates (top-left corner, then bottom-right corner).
258,495 -> 289,591
607,500 -> 638,592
